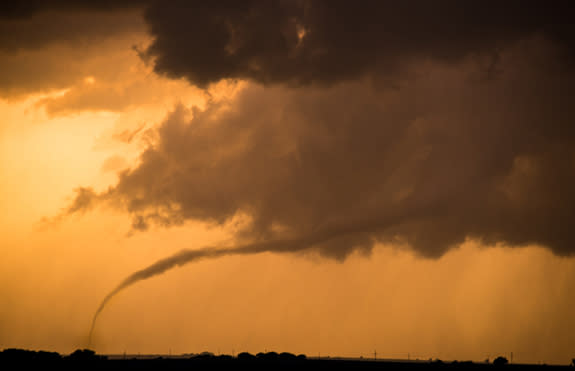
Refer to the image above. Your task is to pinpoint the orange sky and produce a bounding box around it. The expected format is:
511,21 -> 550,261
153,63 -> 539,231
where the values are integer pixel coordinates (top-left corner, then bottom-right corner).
1,6 -> 575,365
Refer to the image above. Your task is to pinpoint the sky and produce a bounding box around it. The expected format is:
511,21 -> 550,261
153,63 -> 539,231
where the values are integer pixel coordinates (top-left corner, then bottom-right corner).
1,1 -> 575,364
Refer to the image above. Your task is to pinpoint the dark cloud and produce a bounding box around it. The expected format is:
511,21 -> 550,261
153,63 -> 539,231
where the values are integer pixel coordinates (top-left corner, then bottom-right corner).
63,40 -> 575,258
142,0 -> 575,87
0,3 -> 147,98
0,1 -> 147,20
0,8 -> 145,53
2,1 -> 574,89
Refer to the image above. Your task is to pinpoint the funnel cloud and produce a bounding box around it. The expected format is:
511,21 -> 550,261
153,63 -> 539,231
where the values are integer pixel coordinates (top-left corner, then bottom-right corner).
89,210 -> 406,342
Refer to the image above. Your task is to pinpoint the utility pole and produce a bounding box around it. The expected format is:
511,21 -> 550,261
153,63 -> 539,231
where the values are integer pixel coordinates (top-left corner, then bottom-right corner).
374,350 -> 377,360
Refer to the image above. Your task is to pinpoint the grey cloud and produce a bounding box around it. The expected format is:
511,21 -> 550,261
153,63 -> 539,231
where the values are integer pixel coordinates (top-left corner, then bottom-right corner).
0,2 -> 146,98
4,1 -> 575,99
0,18 -> 146,99
65,40 -> 575,259
0,1 -> 146,19
3,1 -> 574,93
0,9 -> 145,53
143,0 -> 575,87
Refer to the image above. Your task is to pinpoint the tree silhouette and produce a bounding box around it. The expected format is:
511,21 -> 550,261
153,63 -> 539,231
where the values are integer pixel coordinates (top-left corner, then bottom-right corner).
494,356 -> 509,365
67,349 -> 106,361
237,352 -> 256,360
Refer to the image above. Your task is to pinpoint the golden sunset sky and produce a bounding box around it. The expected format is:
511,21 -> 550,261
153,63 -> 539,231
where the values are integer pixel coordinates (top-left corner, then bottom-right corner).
1,2 -> 575,364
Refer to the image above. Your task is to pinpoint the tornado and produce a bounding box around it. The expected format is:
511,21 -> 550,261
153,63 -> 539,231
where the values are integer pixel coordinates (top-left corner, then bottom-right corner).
87,209 -> 407,346
87,235 -> 313,345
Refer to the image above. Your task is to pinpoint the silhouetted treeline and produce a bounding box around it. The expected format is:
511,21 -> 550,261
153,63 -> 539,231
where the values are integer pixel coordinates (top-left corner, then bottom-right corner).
0,348 -> 107,361
1,349 -> 573,370
1,348 -> 63,362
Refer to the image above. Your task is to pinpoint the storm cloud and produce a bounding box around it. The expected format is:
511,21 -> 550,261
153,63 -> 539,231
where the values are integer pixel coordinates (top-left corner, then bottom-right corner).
64,37 -> 575,258
0,2 -> 146,52
0,1 -> 148,98
142,0 -> 575,87
3,1 -> 574,98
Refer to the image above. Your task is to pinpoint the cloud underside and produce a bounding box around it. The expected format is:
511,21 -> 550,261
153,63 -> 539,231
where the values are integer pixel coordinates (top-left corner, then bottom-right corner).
65,38 -> 575,258
2,1 -> 574,97
8,2 -> 572,258
143,0 -> 575,87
